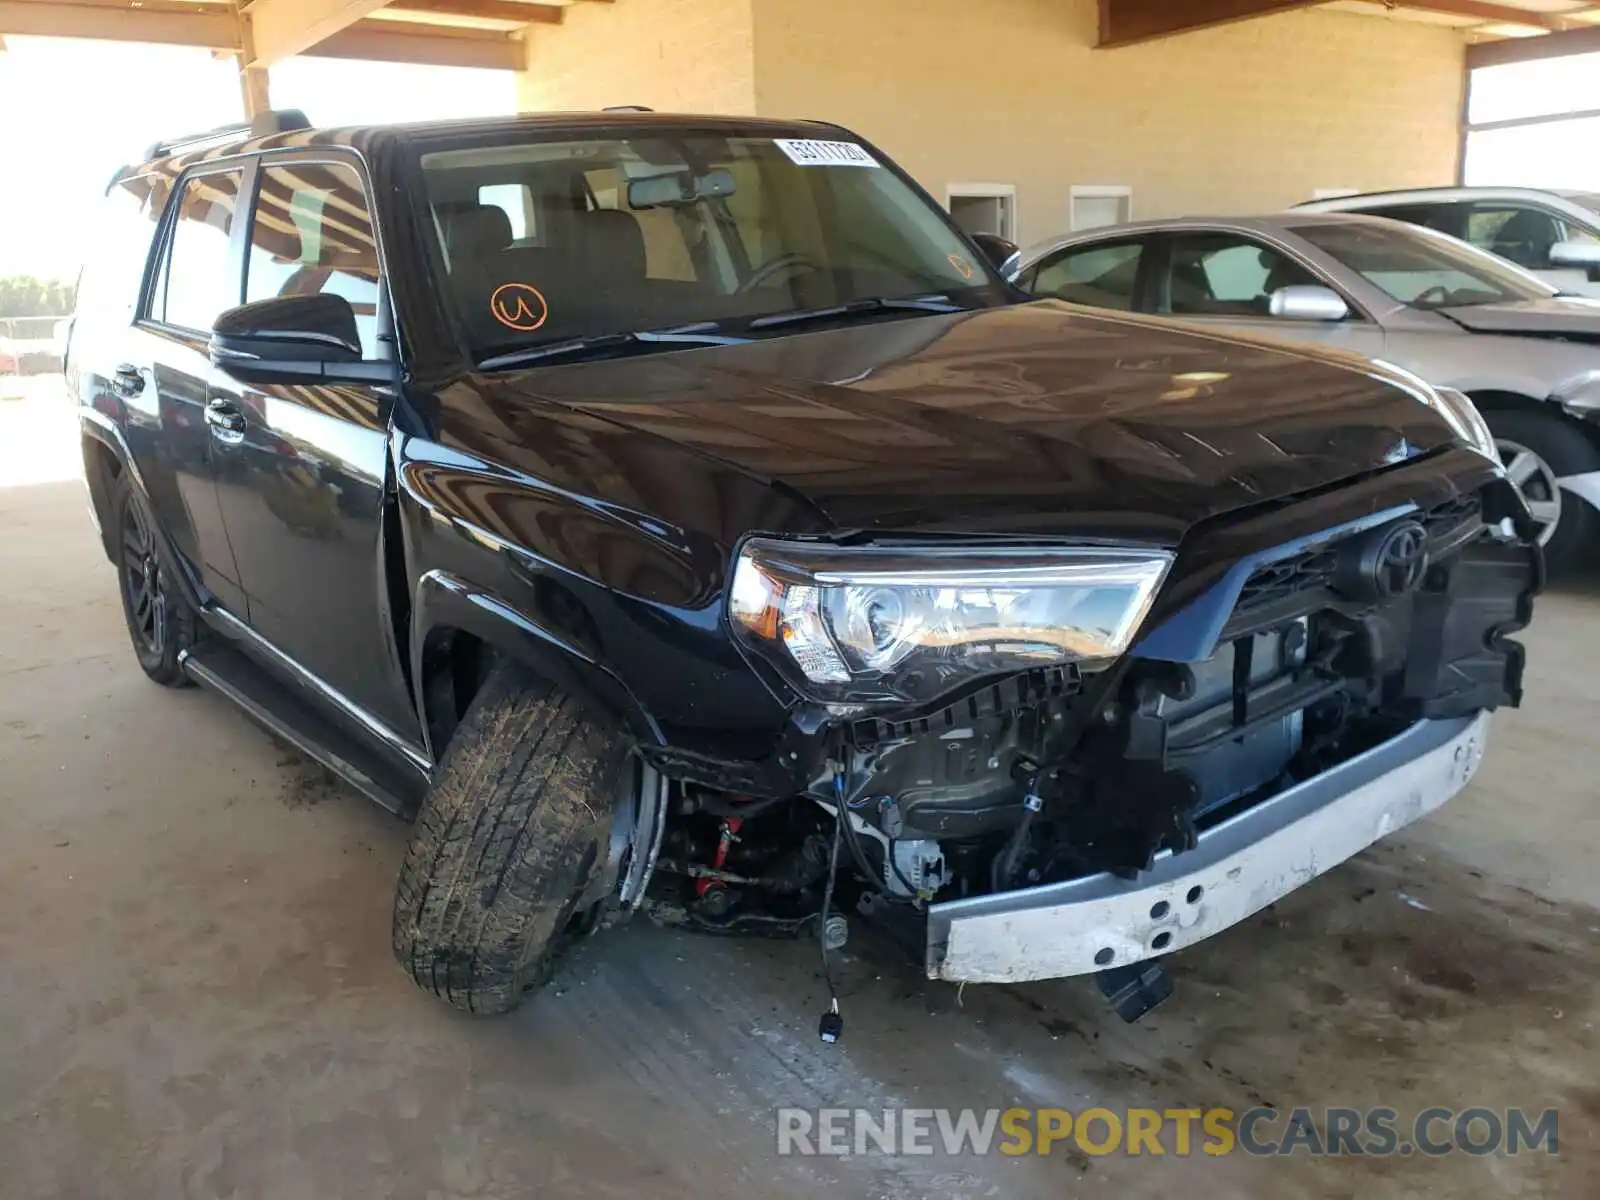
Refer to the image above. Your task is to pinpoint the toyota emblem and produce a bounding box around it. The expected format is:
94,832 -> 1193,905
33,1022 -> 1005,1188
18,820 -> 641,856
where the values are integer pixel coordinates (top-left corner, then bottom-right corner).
1370,521 -> 1429,599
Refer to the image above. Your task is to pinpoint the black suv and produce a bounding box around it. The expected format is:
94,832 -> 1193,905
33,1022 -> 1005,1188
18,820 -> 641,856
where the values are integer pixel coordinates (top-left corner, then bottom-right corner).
67,109 -> 1540,1020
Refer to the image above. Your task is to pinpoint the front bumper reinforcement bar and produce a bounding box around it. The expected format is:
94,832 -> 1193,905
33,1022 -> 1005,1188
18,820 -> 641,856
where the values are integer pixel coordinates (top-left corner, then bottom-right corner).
927,711 -> 1490,983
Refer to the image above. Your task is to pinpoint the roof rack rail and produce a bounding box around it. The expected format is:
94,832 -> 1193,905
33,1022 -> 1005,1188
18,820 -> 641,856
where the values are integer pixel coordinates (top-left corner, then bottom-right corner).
602,105 -> 654,112
142,109 -> 311,161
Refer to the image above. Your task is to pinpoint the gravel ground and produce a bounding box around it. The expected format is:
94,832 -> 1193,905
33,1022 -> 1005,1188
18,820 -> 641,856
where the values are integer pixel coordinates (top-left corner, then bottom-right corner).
1,379 -> 1595,1198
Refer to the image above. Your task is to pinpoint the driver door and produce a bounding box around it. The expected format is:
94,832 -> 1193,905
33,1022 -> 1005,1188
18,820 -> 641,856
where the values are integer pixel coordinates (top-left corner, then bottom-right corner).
207,153 -> 421,742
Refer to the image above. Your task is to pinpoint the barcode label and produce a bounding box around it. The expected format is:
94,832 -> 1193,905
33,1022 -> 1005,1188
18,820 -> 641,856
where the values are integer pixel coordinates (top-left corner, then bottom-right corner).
773,139 -> 879,168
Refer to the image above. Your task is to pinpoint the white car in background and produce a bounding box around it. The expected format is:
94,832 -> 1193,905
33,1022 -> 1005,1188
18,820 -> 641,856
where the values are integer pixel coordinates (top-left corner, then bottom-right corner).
1297,187 -> 1600,297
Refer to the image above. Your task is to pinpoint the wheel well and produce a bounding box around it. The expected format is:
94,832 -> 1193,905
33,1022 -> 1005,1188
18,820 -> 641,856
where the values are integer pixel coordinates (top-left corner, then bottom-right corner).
1466,389 -> 1600,455
1465,389 -> 1542,415
82,436 -> 123,561
419,626 -> 491,758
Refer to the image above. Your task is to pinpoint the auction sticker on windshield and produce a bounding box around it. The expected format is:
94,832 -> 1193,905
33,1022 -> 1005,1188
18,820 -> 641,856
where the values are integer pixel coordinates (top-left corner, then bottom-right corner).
773,139 -> 879,168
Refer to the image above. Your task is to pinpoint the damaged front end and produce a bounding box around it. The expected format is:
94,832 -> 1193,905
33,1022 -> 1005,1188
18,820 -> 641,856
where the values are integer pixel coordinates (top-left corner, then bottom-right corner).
644,448 -> 1540,994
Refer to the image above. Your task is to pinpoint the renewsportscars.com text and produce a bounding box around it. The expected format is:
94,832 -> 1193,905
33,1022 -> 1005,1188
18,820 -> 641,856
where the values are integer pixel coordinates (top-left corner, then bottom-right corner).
775,1106 -> 1559,1158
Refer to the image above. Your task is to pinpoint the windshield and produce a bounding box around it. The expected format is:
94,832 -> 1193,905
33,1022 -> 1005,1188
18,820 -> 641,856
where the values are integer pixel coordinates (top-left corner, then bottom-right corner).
417,131 -> 1007,363
1288,219 -> 1556,309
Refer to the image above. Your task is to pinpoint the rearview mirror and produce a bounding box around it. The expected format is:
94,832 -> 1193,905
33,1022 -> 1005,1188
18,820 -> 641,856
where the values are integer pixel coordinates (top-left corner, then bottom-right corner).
627,169 -> 736,209
969,232 -> 1021,280
1269,284 -> 1349,322
209,294 -> 392,385
1550,241 -> 1600,269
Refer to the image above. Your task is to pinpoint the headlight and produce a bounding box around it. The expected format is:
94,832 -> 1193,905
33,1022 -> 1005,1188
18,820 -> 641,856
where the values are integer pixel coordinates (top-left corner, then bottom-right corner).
1433,386 -> 1497,462
1370,361 -> 1496,462
728,539 -> 1173,704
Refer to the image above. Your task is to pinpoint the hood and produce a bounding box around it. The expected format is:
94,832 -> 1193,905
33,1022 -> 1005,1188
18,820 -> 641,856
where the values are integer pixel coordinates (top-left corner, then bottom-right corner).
1438,296 -> 1600,339
471,302 -> 1466,545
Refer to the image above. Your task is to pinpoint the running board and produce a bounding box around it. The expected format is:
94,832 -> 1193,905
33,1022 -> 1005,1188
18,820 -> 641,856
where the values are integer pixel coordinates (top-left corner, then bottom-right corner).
179,645 -> 422,817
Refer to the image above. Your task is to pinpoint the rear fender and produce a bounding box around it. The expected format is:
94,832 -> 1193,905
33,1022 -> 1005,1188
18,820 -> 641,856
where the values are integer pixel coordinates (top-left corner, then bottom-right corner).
79,409 -> 207,613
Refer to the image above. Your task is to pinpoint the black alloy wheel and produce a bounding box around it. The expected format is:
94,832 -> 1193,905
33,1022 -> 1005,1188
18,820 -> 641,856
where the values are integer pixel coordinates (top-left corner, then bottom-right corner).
112,473 -> 197,686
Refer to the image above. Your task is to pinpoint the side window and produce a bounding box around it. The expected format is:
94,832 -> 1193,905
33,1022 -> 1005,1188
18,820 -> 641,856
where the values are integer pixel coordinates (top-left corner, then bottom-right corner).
1026,242 -> 1144,310
478,183 -> 533,242
245,162 -> 382,358
1164,234 -> 1319,317
151,169 -> 244,331
1367,203 -> 1462,238
1464,205 -> 1563,270
75,173 -> 171,331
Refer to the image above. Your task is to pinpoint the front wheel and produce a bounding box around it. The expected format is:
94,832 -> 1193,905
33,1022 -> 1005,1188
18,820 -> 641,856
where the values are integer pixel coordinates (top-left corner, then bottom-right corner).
392,662 -> 659,1015
1486,408 -> 1599,573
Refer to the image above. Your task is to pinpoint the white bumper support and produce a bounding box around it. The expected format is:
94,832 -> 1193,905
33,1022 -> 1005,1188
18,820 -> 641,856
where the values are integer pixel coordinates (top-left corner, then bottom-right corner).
927,712 -> 1490,984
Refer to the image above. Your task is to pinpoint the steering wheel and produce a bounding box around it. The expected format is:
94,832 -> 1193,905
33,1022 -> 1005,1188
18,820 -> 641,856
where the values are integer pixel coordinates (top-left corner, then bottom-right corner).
737,252 -> 820,294
1413,285 -> 1452,307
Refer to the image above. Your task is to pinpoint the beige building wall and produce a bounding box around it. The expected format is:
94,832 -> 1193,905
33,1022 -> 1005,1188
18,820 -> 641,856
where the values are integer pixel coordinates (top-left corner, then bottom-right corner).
752,0 -> 1467,245
517,0 -> 756,115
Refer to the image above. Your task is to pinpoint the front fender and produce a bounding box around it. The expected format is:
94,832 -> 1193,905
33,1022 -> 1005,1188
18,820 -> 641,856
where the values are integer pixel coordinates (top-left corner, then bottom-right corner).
410,569 -> 664,762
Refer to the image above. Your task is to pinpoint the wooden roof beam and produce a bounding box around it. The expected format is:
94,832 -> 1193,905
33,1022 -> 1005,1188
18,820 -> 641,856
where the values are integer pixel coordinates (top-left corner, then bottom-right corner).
384,0 -> 563,23
1097,0 -> 1324,48
308,18 -> 522,68
1395,1 -> 1569,31
241,0 -> 391,67
0,0 -> 238,48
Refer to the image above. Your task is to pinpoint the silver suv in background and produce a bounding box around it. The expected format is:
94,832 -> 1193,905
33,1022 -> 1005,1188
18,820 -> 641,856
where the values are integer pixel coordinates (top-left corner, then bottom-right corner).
1297,187 -> 1600,297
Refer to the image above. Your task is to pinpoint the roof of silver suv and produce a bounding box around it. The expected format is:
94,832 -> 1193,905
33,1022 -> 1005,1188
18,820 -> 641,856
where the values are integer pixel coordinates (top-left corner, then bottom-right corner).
1296,186 -> 1600,229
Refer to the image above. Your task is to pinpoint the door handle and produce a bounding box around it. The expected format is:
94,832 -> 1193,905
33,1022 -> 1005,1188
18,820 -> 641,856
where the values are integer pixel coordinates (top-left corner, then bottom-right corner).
112,364 -> 145,397
205,398 -> 247,445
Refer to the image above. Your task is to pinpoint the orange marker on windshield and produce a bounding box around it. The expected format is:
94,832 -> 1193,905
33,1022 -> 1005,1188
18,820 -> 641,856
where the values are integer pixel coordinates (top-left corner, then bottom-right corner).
490,282 -> 549,332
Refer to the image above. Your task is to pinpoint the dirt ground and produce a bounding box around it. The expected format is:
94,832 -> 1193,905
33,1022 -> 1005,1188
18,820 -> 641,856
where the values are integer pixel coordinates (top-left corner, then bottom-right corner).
2,380 -> 1596,1198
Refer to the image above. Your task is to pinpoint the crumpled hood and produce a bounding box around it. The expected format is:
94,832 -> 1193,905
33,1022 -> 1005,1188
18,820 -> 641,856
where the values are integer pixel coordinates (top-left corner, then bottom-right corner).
481,301 -> 1466,545
1439,296 -> 1600,338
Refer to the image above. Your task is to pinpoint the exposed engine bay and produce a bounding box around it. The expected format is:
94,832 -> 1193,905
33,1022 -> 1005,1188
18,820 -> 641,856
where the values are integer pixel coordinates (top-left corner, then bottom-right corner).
642,471 -> 1540,986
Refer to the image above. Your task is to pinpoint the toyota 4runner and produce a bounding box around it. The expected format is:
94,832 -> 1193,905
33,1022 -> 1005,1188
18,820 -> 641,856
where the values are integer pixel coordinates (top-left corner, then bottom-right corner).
66,109 -> 1541,1023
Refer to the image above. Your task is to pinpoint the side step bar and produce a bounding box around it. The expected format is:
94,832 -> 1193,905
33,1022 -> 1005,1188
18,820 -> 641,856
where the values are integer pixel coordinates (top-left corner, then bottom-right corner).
180,645 -> 423,817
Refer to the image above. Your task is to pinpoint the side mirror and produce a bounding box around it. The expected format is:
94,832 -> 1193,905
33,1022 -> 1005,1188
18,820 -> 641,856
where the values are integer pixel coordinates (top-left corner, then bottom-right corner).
1550,241 -> 1600,269
969,231 -> 1022,280
210,294 -> 391,385
1269,284 -> 1350,322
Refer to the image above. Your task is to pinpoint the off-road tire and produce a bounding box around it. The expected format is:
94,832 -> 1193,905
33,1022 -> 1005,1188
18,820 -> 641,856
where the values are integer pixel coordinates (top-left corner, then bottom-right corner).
1486,408 -> 1599,574
393,662 -> 628,1015
112,472 -> 198,687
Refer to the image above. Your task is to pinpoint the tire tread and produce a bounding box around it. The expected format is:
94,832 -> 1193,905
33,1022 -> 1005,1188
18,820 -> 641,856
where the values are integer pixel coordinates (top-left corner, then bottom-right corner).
392,663 -> 623,1015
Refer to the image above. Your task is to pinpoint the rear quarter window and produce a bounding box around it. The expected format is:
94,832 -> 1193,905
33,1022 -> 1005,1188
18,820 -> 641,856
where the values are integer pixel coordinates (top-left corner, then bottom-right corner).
72,174 -> 172,345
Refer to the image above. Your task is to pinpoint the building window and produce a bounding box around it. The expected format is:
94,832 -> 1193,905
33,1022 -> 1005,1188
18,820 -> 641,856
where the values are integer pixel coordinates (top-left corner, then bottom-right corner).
1069,185 -> 1133,232
946,183 -> 1017,241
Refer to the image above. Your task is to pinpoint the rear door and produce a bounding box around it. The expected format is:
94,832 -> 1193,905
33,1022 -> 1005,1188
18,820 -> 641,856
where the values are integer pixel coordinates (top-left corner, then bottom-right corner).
1018,239 -> 1150,312
122,164 -> 251,615
1150,230 -> 1388,359
207,152 -> 420,739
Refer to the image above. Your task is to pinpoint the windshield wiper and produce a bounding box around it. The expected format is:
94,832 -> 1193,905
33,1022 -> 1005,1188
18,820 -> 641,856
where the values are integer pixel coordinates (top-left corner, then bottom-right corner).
478,326 -> 750,371
747,294 -> 964,331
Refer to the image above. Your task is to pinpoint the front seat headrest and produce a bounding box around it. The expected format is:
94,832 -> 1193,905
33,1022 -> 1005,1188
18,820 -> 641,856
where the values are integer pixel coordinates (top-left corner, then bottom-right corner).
443,204 -> 513,264
580,208 -> 648,281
